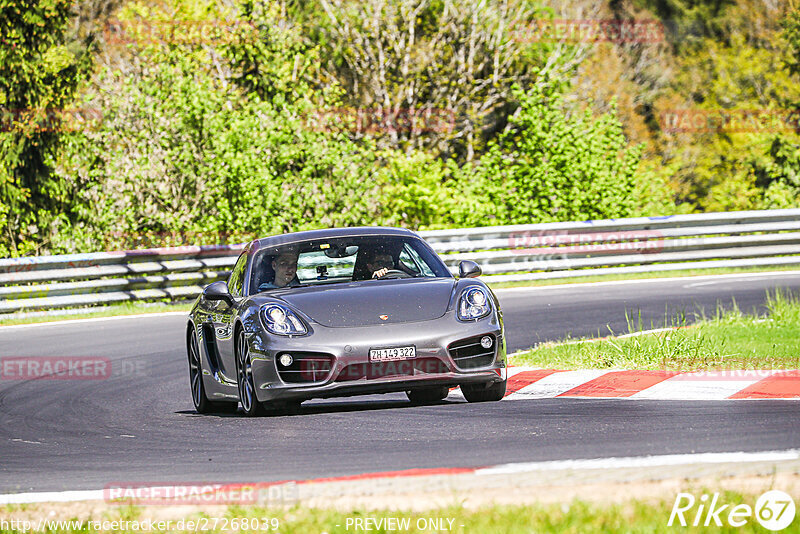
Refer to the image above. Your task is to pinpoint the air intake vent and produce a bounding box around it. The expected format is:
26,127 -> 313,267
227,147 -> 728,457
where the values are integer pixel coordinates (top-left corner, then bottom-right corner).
448,334 -> 496,370
335,358 -> 449,382
276,352 -> 334,384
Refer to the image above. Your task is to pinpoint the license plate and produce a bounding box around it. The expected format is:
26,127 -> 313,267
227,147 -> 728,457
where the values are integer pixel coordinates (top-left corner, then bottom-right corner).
369,345 -> 416,362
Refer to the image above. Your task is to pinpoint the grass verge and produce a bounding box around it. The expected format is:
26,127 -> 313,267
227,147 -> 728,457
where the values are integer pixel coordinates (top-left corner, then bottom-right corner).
510,290 -> 800,371
2,491 -> 794,533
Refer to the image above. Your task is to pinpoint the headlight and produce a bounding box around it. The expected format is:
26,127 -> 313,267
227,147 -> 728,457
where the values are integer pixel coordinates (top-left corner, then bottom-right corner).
457,286 -> 492,321
260,304 -> 307,336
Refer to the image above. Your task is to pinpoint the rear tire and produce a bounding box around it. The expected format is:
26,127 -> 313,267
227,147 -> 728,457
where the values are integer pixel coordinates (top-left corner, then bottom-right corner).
188,330 -> 238,414
406,386 -> 450,404
461,380 -> 506,402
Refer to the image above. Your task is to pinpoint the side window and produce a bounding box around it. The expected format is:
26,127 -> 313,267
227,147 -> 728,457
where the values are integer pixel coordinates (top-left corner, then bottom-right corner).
400,244 -> 435,277
227,252 -> 248,298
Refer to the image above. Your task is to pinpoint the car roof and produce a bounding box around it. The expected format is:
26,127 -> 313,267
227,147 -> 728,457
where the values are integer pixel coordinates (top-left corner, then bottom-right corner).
250,226 -> 419,251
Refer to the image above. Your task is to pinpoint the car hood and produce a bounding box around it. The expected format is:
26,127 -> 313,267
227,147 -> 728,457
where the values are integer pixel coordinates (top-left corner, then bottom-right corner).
265,278 -> 456,327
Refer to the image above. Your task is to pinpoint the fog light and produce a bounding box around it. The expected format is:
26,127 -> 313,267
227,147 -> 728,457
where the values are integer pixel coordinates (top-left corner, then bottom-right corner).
480,336 -> 493,349
278,353 -> 294,367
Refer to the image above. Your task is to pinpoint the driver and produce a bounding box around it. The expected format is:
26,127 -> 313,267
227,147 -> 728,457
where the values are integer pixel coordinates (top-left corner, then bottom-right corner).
259,251 -> 299,290
366,249 -> 395,279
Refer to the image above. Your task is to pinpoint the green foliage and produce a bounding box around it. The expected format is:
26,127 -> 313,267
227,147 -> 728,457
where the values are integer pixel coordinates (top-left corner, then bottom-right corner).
224,0 -> 319,104
0,0 -> 93,255
782,7 -> 800,75
657,9 -> 800,211
55,2 -> 387,251
373,150 -> 459,230
296,0 -> 566,161
1,0 -> 709,256
457,84 -> 645,226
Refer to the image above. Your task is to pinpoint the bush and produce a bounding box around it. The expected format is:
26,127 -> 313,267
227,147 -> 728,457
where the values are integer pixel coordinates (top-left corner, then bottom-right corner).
455,83 -> 646,226
53,2 -> 392,252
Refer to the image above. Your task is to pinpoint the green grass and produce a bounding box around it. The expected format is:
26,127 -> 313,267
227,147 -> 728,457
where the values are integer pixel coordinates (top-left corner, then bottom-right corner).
486,264 -> 800,289
3,491 -> 796,533
0,301 -> 192,327
510,290 -> 800,371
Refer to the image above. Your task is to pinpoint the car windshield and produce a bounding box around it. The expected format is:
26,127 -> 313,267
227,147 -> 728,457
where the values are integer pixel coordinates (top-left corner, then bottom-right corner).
249,235 -> 451,294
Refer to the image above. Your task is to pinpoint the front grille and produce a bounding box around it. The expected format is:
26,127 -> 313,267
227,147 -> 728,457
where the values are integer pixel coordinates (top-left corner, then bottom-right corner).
335,358 -> 449,382
448,334 -> 496,370
276,352 -> 334,383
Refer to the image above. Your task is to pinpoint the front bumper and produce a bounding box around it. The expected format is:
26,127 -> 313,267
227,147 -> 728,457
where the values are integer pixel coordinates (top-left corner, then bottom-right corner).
248,310 -> 505,402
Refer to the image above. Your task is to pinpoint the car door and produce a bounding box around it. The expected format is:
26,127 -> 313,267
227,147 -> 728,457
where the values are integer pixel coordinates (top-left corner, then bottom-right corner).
213,251 -> 248,377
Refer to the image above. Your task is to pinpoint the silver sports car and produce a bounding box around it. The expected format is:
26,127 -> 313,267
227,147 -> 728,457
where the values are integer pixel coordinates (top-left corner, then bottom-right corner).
186,227 -> 506,416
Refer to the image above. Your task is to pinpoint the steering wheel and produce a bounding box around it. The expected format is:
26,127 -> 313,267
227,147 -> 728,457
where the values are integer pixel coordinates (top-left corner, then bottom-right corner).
373,269 -> 413,280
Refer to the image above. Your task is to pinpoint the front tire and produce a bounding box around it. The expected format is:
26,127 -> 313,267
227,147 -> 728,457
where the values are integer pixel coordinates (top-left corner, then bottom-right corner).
406,385 -> 450,404
236,329 -> 266,417
461,380 -> 506,402
188,330 -> 237,414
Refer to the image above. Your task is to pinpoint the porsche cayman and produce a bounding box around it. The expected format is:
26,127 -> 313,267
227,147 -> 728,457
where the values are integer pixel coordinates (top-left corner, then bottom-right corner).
186,227 -> 507,415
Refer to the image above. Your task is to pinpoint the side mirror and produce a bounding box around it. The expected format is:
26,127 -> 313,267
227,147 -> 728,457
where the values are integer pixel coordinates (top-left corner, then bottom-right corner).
203,281 -> 234,306
458,260 -> 482,279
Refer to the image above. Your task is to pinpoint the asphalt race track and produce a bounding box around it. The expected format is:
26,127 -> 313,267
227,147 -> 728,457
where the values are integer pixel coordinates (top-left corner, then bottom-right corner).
1,272 -> 799,493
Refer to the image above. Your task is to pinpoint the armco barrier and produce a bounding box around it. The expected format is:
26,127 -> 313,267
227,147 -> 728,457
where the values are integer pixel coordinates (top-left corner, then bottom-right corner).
1,209 -> 799,313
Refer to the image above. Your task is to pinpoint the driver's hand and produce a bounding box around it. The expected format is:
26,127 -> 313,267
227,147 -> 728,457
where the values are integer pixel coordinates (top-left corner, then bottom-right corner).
372,268 -> 389,279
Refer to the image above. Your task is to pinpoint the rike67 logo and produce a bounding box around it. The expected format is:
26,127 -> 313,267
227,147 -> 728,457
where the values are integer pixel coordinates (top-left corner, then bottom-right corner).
669,490 -> 796,531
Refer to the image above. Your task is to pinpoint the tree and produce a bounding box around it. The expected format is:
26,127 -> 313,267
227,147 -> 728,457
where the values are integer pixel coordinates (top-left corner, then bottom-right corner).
0,0 -> 93,255
305,0 -> 586,161
53,0 -> 387,252
785,7 -> 800,75
653,4 -> 800,211
457,82 -> 645,226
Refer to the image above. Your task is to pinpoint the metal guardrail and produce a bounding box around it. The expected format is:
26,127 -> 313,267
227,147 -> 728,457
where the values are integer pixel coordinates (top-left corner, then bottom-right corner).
1,209 -> 800,314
